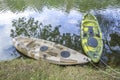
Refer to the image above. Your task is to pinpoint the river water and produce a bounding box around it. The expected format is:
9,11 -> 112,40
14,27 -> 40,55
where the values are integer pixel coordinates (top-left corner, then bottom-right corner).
0,0 -> 120,66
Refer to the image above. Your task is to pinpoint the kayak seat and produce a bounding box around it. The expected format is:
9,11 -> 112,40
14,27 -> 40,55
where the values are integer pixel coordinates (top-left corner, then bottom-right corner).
88,26 -> 94,37
87,37 -> 98,48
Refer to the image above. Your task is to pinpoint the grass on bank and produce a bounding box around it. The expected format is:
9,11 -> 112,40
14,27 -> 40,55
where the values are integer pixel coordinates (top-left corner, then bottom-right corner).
0,58 -> 120,80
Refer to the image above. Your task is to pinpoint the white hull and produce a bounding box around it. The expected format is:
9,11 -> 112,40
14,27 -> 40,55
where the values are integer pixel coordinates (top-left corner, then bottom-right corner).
13,36 -> 91,65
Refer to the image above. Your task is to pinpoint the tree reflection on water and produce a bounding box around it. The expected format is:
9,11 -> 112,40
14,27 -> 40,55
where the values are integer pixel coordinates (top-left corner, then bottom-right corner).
96,13 -> 120,66
10,17 -> 82,51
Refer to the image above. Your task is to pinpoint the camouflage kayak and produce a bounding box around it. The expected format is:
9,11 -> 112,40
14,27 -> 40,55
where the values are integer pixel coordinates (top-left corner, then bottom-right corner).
81,13 -> 103,63
13,36 -> 91,65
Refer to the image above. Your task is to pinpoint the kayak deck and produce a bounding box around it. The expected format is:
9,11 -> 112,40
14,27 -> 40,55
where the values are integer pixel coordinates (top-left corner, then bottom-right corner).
13,36 -> 91,65
81,13 -> 103,63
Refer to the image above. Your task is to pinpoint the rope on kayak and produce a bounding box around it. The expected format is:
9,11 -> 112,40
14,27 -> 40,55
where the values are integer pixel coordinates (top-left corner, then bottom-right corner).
100,59 -> 120,75
88,60 -> 120,79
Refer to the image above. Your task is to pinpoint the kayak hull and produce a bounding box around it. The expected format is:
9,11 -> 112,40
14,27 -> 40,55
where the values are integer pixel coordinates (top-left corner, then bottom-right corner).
81,13 -> 103,63
13,36 -> 91,65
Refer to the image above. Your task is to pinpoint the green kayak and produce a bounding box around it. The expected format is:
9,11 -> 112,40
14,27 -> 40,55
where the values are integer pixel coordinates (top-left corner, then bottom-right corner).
81,13 -> 103,63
